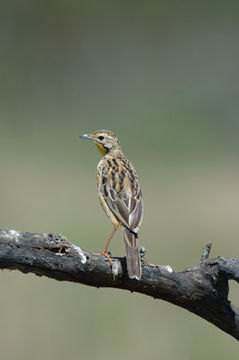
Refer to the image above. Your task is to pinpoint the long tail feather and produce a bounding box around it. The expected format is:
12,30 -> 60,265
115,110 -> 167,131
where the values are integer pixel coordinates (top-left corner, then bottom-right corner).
123,227 -> 141,280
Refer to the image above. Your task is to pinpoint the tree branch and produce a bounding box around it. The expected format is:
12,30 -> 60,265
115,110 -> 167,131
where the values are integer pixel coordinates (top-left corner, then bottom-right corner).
0,229 -> 238,340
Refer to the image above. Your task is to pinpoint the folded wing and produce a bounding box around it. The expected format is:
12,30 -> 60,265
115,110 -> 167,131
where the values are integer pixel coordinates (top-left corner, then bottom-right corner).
99,164 -> 143,233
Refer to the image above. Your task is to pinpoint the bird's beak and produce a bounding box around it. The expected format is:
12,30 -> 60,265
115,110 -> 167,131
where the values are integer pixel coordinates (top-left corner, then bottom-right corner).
80,133 -> 94,141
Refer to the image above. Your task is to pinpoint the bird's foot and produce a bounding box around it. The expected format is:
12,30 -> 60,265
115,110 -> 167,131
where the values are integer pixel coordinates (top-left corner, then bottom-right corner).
101,250 -> 112,265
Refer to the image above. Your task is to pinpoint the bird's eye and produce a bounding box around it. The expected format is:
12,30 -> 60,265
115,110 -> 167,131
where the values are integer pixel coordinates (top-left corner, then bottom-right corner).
98,136 -> 104,141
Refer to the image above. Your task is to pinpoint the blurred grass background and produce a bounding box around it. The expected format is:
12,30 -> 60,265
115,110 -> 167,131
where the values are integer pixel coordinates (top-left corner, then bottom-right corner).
0,1 -> 239,359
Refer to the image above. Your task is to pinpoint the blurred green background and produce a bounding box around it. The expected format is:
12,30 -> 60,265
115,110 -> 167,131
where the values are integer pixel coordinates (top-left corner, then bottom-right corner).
0,1 -> 239,359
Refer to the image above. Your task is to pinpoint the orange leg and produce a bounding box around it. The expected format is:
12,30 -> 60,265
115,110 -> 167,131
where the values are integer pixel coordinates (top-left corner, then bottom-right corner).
102,223 -> 119,261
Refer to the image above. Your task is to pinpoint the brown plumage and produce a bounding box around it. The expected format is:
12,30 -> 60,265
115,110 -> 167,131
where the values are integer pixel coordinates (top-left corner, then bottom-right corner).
80,130 -> 143,280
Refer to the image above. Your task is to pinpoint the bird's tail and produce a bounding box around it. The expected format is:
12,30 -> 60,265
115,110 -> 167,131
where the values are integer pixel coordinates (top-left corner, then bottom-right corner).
123,227 -> 141,280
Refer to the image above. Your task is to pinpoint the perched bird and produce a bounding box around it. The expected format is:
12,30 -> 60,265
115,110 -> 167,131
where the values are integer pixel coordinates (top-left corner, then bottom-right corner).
80,130 -> 143,280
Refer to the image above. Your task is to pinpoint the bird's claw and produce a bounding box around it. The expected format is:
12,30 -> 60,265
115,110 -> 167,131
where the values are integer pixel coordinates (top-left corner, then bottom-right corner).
101,251 -> 112,265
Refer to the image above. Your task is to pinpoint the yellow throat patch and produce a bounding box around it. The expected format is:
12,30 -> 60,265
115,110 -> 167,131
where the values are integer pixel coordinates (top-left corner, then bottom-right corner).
94,141 -> 107,156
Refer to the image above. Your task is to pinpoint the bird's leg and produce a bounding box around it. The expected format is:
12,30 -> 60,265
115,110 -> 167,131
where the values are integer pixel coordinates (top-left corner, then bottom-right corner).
101,223 -> 119,263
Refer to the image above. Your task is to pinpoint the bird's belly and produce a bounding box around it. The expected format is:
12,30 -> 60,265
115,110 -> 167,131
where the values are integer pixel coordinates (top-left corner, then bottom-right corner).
98,194 -> 119,225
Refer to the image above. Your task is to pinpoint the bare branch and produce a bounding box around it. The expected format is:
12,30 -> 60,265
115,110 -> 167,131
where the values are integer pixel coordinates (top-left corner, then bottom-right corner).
201,242 -> 212,262
0,229 -> 238,340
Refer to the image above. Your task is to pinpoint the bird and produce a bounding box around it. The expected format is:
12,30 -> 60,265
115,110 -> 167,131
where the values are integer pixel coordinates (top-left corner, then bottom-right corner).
80,130 -> 143,280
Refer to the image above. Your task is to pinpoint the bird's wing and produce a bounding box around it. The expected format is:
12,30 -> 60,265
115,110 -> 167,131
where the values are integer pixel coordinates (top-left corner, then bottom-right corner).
99,163 -> 143,233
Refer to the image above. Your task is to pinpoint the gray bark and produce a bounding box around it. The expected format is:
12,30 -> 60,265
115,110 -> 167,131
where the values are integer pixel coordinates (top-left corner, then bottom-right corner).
0,229 -> 238,340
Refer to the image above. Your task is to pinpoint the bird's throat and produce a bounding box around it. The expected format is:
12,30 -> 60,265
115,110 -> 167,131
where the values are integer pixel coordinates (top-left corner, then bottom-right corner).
94,142 -> 107,156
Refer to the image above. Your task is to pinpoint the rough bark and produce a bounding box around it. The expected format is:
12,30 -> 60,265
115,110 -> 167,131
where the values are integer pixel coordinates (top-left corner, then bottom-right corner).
0,229 -> 238,340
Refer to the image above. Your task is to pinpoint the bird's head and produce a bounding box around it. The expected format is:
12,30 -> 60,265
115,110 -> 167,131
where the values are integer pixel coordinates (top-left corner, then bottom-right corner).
80,130 -> 120,156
